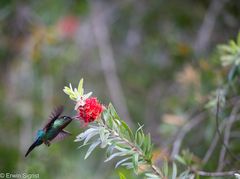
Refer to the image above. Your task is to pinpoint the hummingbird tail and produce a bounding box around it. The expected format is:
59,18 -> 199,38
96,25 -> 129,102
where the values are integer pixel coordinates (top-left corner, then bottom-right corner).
25,140 -> 39,157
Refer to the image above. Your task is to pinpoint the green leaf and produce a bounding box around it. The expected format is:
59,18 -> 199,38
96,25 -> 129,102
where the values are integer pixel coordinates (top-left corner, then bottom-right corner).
121,162 -> 134,169
145,173 -> 160,179
143,133 -> 151,154
132,153 -> 139,173
106,144 -> 115,158
228,65 -> 238,82
135,125 -> 144,144
175,155 -> 186,165
218,44 -> 233,53
118,172 -> 127,179
78,78 -> 84,95
109,103 -> 120,119
107,103 -> 133,138
163,161 -> 168,177
69,95 -> 76,100
75,128 -> 98,142
84,140 -> 101,159
179,170 -> 191,178
102,110 -> 109,121
99,128 -> 110,148
115,157 -> 132,168
83,131 -> 99,145
120,119 -> 134,140
105,151 -> 131,162
172,162 -> 177,179
147,133 -> 152,153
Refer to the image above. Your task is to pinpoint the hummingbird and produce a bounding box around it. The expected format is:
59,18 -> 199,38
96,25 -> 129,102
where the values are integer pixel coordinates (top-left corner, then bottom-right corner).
25,106 -> 73,157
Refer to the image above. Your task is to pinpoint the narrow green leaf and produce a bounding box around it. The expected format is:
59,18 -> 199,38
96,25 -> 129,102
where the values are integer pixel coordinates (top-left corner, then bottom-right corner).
172,162 -> 177,179
134,130 -> 138,142
83,131 -> 99,145
106,144 -> 115,158
175,155 -> 187,165
115,157 -> 132,168
228,65 -> 238,82
145,173 -> 160,179
69,95 -> 76,100
85,92 -> 92,99
107,115 -> 113,128
142,137 -> 148,154
104,151 -> 130,162
163,161 -> 168,177
100,130 -> 110,148
132,153 -> 139,173
121,162 -> 134,169
109,103 -> 120,119
147,133 -> 152,153
75,128 -> 98,141
118,172 -> 127,179
136,132 -> 141,146
120,119 -> 134,140
218,45 -> 233,53
102,110 -> 109,121
99,127 -> 105,141
84,140 -> 101,159
69,83 -> 73,91
78,78 -> 84,95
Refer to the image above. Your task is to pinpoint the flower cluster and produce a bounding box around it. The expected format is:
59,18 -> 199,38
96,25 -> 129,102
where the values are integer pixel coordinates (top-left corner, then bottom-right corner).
63,79 -> 104,124
77,97 -> 104,123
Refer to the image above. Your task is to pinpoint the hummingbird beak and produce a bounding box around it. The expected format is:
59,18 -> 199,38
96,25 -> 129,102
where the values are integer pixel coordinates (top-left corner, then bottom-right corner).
72,115 -> 79,120
25,140 -> 40,157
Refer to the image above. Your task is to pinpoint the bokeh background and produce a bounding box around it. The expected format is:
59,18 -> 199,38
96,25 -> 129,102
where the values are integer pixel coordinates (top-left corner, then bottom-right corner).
0,0 -> 240,178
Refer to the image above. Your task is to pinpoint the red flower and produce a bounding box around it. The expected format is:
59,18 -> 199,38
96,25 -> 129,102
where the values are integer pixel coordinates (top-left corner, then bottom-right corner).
57,16 -> 79,38
77,97 -> 104,124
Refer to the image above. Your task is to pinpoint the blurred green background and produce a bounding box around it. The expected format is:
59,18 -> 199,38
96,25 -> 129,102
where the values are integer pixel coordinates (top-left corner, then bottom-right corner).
0,0 -> 239,178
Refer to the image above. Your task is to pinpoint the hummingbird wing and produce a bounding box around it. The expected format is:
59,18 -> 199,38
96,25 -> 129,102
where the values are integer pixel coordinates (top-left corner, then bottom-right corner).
52,130 -> 72,142
43,106 -> 64,132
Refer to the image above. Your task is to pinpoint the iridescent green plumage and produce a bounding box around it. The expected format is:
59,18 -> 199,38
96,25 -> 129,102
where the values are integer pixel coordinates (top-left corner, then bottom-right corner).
25,106 -> 73,157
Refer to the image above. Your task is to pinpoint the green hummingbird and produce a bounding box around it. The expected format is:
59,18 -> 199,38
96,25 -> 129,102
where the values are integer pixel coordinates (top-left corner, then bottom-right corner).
25,106 -> 73,157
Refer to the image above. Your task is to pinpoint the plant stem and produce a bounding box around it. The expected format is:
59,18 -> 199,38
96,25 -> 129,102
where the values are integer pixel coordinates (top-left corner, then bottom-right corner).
151,164 -> 165,178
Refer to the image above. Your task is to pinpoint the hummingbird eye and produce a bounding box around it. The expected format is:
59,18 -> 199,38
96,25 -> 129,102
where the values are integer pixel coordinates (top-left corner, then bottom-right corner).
63,116 -> 69,120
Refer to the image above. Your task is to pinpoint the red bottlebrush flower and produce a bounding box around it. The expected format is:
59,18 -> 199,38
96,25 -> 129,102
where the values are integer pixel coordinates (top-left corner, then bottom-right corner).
57,15 -> 79,38
77,97 -> 104,124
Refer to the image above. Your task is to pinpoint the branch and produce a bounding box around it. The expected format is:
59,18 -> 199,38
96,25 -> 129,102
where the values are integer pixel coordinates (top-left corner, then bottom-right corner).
194,0 -> 229,54
202,119 -> 226,164
171,111 -> 205,159
216,97 -> 240,171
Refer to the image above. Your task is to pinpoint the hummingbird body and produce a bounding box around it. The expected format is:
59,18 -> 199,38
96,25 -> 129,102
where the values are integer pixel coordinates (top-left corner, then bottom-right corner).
25,106 -> 72,157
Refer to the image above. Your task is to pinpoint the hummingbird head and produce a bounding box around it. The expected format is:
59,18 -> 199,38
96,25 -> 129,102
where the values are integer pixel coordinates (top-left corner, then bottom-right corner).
35,129 -> 45,140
